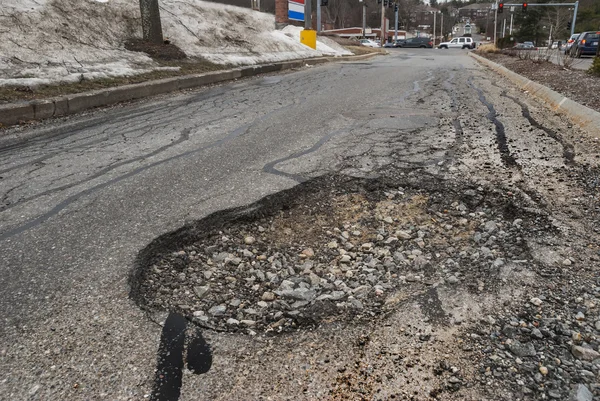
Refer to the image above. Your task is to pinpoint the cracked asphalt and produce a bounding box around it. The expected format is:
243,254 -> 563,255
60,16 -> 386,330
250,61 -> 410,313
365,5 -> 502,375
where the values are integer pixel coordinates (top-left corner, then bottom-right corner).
1,49 -> 599,400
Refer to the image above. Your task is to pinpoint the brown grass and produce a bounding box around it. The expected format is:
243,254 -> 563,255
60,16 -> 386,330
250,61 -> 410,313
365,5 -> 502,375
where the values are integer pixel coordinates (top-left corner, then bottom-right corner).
0,59 -> 222,104
345,46 -> 387,55
476,43 -> 499,53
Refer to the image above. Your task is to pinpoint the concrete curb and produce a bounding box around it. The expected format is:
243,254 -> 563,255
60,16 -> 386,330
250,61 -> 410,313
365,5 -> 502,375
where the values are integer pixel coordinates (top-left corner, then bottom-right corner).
0,52 -> 380,128
470,52 -> 600,138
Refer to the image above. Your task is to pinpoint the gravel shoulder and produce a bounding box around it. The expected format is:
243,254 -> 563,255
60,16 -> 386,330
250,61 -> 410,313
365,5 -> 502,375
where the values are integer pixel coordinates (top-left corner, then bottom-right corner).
479,52 -> 600,112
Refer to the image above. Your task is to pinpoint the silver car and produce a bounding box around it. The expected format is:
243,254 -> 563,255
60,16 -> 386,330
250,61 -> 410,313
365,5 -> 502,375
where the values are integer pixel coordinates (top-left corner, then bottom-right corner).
564,33 -> 581,54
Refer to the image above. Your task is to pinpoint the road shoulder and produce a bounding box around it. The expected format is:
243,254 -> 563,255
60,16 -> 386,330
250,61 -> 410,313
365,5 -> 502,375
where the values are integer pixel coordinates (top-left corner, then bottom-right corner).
470,52 -> 600,138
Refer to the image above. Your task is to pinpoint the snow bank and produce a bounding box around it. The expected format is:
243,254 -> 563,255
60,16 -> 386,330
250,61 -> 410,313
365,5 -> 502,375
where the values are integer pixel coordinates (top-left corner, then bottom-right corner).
0,0 -> 156,87
0,0 -> 349,87
281,25 -> 352,56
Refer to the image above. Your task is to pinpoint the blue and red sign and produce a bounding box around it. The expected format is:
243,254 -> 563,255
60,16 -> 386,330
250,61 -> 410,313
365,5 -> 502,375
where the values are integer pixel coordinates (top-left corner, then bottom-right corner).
288,0 -> 304,21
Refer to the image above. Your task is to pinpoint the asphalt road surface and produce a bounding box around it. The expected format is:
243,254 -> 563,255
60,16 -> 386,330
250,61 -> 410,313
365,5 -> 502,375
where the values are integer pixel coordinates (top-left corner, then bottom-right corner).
1,49 -> 599,400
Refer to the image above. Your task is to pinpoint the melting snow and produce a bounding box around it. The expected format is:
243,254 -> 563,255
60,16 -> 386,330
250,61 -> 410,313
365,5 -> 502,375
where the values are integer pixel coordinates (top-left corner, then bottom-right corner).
0,0 -> 352,87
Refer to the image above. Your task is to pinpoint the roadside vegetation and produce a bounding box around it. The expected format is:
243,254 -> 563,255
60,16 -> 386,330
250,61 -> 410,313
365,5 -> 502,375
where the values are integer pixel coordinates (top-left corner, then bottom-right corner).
591,56 -> 600,77
0,59 -> 222,103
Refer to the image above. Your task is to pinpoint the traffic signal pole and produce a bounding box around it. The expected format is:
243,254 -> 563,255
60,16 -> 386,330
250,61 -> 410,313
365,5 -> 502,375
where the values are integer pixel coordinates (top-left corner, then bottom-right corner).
498,2 -> 579,37
494,4 -> 498,45
571,1 -> 578,36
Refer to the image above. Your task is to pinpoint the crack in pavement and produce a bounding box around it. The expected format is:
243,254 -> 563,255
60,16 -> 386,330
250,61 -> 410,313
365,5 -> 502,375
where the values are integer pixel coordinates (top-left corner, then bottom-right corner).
0,86 -> 316,238
501,91 -> 575,166
467,78 -> 518,168
0,127 -> 192,213
0,100 -> 301,240
262,126 -> 354,183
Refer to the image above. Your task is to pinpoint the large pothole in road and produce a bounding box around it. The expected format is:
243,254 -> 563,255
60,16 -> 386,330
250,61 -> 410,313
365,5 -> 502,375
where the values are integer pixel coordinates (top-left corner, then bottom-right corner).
130,173 -> 549,334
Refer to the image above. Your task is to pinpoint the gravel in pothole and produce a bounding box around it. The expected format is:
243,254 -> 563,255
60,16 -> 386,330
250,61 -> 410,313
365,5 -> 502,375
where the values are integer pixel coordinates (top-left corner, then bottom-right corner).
137,179 -> 545,334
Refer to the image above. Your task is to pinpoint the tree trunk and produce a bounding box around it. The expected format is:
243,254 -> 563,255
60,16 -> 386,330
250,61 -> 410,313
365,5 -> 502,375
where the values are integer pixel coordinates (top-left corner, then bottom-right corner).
140,0 -> 164,44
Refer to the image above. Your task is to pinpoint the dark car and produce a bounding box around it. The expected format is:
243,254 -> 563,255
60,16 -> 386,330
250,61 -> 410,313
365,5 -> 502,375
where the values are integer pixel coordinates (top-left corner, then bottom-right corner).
383,40 -> 402,48
397,37 -> 433,48
570,31 -> 599,57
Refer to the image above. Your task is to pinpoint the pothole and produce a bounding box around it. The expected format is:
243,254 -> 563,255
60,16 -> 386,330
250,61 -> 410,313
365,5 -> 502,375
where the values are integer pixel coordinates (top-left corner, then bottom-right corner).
130,174 -> 549,334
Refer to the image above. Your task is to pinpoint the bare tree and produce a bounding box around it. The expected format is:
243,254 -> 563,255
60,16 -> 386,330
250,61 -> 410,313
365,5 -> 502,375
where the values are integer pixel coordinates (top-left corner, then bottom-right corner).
324,0 -> 361,28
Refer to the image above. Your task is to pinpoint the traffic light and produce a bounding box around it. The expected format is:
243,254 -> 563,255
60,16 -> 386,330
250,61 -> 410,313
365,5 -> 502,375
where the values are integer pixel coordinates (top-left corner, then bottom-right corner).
567,21 -> 572,30
498,3 -> 504,14
394,4 -> 398,12
388,1 -> 393,8
384,0 -> 388,6
522,2 -> 528,11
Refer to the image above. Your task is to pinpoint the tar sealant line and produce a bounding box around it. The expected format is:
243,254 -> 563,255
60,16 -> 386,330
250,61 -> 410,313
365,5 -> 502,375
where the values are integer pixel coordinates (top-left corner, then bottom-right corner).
0,99 -> 304,241
0,98 -> 189,157
262,126 -> 352,183
467,77 -> 518,168
0,104 -> 242,180
489,81 -> 576,166
0,126 -> 192,213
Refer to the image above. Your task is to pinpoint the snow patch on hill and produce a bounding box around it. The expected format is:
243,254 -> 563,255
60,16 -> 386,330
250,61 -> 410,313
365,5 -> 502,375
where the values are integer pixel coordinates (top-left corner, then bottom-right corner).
0,0 -> 351,87
281,25 -> 352,56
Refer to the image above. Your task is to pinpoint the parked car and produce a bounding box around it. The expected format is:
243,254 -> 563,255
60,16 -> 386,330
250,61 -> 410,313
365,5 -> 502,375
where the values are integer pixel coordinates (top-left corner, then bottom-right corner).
570,31 -> 600,57
512,43 -> 536,50
564,33 -> 581,54
359,39 -> 381,48
438,37 -> 475,49
383,40 -> 402,48
396,37 -> 433,48
551,41 -> 561,49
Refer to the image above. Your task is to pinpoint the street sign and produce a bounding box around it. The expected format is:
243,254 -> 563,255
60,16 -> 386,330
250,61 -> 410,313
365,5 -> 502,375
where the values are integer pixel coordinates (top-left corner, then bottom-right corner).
288,0 -> 304,21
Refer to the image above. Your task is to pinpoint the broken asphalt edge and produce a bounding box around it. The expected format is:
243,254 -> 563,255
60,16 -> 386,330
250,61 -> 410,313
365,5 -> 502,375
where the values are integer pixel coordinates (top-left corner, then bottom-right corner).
470,52 -> 600,138
0,52 -> 381,129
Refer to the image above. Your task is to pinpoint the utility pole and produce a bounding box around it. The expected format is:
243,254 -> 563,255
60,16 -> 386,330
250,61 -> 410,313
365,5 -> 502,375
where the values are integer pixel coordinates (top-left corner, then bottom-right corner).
432,11 -> 437,46
305,0 -> 312,29
502,18 -> 506,38
509,13 -> 513,35
440,13 -> 443,42
317,0 -> 321,32
395,4 -> 399,42
381,0 -> 385,45
362,1 -> 367,38
139,0 -> 163,44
